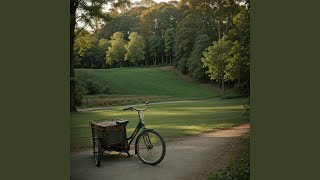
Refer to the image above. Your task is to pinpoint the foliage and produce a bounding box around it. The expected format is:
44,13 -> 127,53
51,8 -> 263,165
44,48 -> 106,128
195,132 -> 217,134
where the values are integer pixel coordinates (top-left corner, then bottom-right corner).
140,3 -> 178,37
174,13 -> 213,74
85,80 -> 102,95
97,13 -> 141,40
202,36 -> 233,94
164,28 -> 175,63
125,32 -> 146,65
74,75 -> 88,106
74,32 -> 92,57
173,14 -> 197,73
74,33 -> 111,68
106,32 -> 126,67
148,33 -> 164,65
225,41 -> 242,81
231,6 -> 250,94
187,34 -> 212,81
74,71 -> 109,99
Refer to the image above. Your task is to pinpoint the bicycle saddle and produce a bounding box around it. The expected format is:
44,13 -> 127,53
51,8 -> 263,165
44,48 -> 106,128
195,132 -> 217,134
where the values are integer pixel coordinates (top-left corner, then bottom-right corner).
116,120 -> 129,125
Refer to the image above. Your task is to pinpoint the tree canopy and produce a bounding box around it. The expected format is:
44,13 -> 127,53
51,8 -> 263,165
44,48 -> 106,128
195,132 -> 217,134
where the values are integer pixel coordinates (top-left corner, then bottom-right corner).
125,32 -> 146,66
106,32 -> 126,67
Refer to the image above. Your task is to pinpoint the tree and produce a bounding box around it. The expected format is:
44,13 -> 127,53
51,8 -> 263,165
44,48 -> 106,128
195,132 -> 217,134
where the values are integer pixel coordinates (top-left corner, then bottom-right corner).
97,13 -> 141,40
74,32 -> 110,69
226,6 -> 250,94
225,41 -> 243,92
125,32 -> 146,66
187,34 -> 213,81
140,3 -> 177,38
174,14 -> 208,74
164,28 -> 174,64
202,36 -> 233,95
148,33 -> 164,66
70,0 -> 127,111
106,32 -> 126,67
75,32 -> 92,57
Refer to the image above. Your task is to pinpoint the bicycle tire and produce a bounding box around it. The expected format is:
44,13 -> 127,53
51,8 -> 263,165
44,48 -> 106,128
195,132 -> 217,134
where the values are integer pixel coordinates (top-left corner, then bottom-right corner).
136,130 -> 166,165
93,138 -> 102,167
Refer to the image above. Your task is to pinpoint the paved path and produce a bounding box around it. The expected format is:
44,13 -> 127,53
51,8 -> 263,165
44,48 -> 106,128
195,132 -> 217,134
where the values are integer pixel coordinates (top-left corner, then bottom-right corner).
77,98 -> 222,112
70,124 -> 250,180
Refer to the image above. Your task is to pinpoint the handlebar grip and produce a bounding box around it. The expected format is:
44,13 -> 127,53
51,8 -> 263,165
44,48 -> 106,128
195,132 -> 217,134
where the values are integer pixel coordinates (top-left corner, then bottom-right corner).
123,107 -> 130,111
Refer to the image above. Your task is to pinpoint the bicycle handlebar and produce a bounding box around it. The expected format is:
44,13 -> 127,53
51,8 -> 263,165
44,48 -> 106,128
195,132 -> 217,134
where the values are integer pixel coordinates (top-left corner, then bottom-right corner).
123,101 -> 150,111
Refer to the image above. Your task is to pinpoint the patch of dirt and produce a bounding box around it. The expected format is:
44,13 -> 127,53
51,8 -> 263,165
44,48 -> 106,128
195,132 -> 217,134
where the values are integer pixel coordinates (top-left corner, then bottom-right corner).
193,132 -> 250,180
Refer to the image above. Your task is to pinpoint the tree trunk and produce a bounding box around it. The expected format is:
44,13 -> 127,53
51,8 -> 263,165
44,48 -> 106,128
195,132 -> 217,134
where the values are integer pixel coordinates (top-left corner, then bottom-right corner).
222,78 -> 225,96
154,56 -> 157,66
238,78 -> 241,94
70,1 -> 77,112
162,56 -> 164,64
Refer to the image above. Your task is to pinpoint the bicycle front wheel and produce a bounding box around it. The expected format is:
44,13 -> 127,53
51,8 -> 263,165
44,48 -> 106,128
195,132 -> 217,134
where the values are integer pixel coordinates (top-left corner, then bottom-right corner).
136,130 -> 166,165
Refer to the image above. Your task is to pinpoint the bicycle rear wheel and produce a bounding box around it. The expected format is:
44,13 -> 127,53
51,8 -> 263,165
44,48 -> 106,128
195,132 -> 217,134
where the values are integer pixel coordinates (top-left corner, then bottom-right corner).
93,138 -> 102,167
136,130 -> 166,165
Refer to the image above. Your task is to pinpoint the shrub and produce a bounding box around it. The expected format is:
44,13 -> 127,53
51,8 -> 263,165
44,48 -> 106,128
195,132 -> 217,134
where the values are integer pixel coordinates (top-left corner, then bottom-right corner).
85,80 -> 102,95
102,84 -> 111,94
74,77 -> 88,106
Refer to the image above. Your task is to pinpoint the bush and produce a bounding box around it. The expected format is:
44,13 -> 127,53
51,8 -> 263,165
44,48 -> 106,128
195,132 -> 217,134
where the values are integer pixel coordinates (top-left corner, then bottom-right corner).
74,77 -> 88,106
102,84 -> 111,94
85,80 -> 102,95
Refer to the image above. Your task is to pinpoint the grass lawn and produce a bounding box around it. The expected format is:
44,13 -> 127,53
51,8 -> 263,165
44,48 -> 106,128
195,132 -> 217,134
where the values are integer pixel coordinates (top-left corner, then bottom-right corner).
71,98 -> 248,151
75,67 -> 223,107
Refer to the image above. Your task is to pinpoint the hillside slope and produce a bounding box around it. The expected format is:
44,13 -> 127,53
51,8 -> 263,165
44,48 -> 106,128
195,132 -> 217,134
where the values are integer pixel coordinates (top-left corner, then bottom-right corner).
76,67 -> 220,99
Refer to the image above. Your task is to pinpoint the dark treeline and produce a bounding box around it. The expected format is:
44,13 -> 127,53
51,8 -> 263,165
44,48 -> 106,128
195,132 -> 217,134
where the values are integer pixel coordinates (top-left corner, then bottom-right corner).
74,0 -> 250,95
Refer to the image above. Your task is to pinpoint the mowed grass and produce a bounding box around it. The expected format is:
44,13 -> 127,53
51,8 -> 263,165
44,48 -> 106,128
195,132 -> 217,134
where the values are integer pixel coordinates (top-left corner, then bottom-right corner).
71,98 -> 248,151
75,67 -> 220,99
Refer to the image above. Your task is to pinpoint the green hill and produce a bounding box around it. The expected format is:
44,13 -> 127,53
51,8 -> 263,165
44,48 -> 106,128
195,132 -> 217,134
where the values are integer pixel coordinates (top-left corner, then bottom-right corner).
75,67 -> 222,107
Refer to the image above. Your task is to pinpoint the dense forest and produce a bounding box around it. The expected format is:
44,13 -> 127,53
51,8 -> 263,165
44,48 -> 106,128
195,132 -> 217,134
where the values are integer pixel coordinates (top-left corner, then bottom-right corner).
71,0 -> 250,110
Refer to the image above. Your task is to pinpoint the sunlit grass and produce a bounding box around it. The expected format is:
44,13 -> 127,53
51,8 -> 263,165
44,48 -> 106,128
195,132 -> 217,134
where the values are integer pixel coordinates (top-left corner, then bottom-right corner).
71,98 -> 248,151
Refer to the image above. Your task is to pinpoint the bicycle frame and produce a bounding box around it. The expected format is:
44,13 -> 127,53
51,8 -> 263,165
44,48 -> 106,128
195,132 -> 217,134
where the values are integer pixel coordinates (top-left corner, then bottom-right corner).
127,110 -> 146,146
